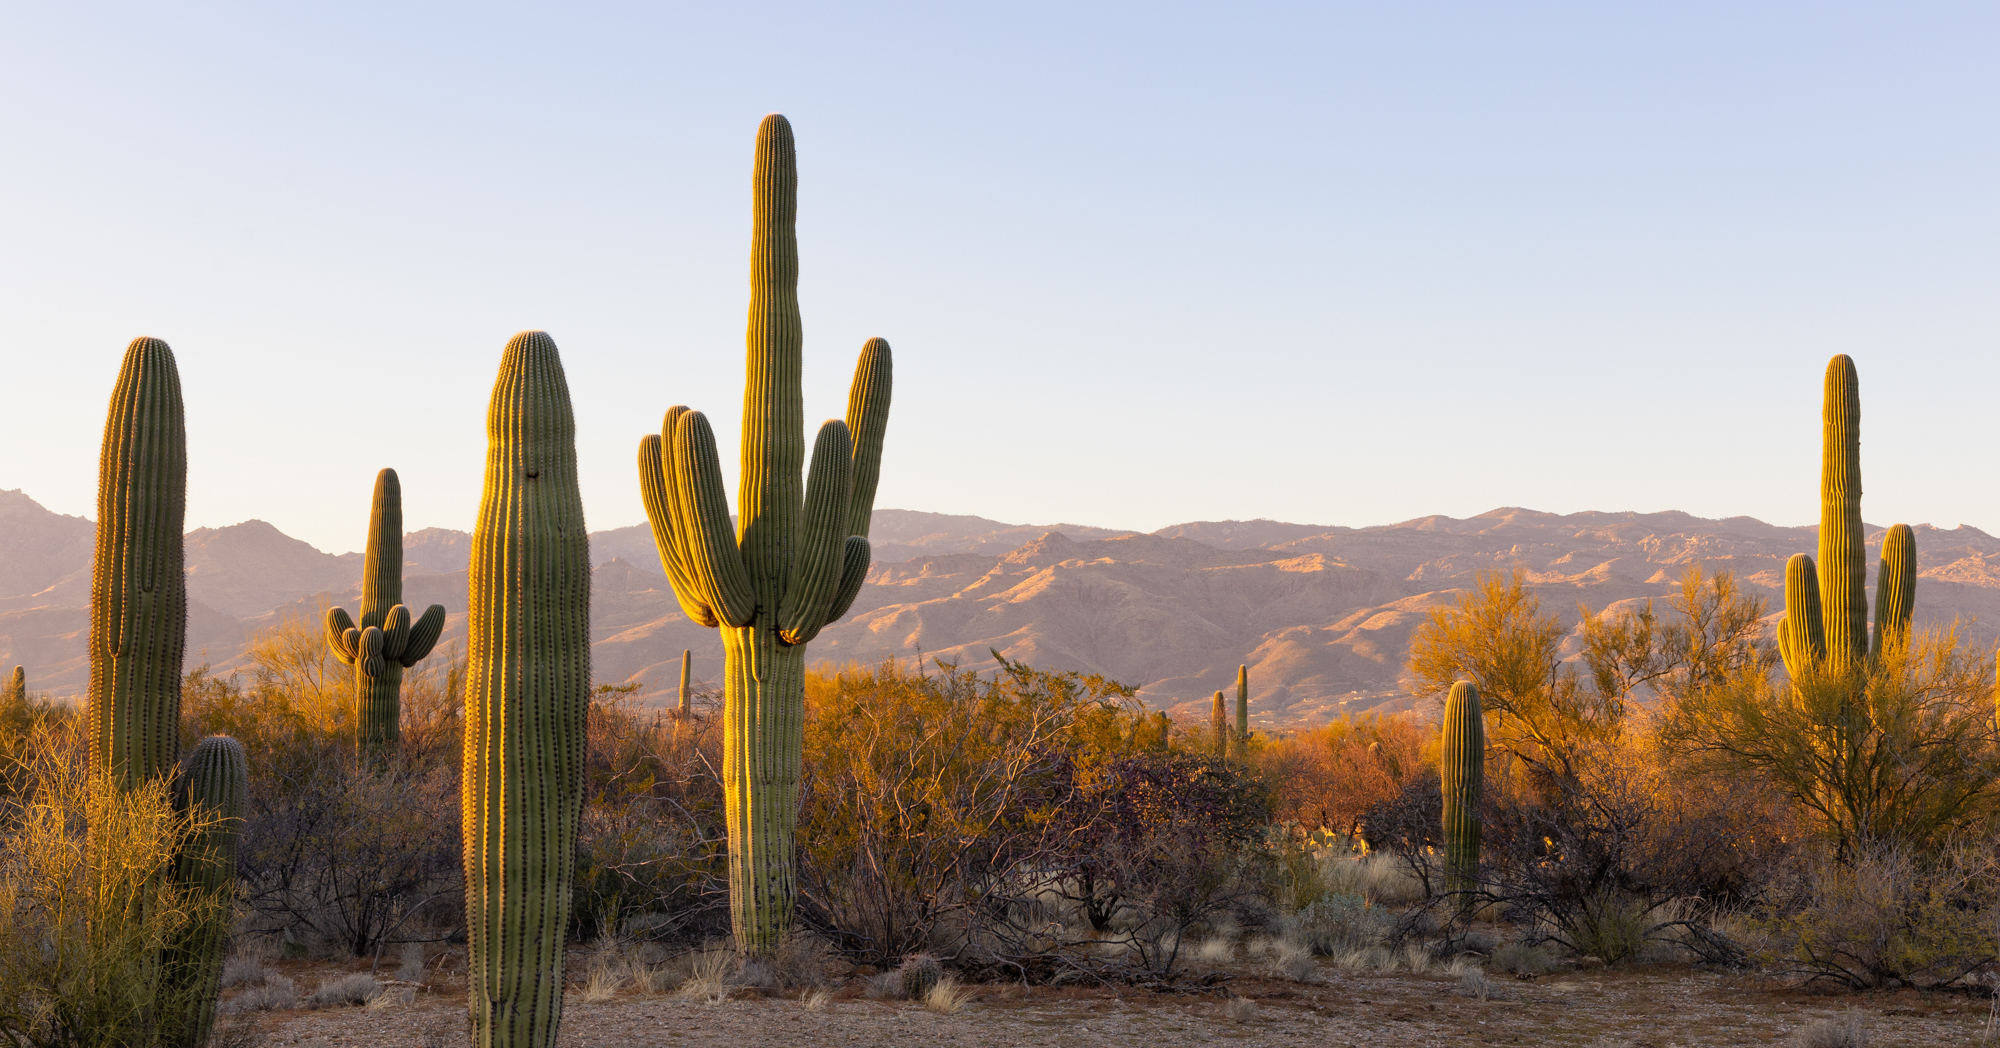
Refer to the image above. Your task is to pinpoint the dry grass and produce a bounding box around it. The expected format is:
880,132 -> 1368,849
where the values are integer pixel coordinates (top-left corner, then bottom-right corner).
1789,1009 -> 1868,1048
800,988 -> 831,1011
1224,996 -> 1259,1022
307,973 -> 382,1008
581,963 -> 624,1004
1195,935 -> 1235,962
923,978 -> 969,1015
675,948 -> 734,1005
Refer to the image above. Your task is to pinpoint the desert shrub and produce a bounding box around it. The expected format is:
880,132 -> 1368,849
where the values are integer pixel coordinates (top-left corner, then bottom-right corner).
1490,941 -> 1559,975
1281,893 -> 1391,956
0,719 -> 226,1047
1759,842 -> 2000,989
1257,714 -> 1426,839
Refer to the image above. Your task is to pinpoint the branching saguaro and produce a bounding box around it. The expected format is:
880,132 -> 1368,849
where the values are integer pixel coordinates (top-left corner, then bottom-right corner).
463,331 -> 592,1047
638,114 -> 892,953
325,468 -> 447,763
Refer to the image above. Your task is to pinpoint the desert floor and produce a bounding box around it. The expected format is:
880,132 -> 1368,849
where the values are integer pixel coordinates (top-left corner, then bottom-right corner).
236,953 -> 1995,1048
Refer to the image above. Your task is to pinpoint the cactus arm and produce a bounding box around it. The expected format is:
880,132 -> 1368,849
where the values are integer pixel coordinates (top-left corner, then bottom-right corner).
1818,354 -> 1868,669
671,410 -> 757,627
1780,553 -> 1826,679
380,603 -> 412,662
843,338 -> 893,540
739,113 -> 805,615
821,536 -> 873,626
90,336 -> 187,789
639,424 -> 719,627
361,468 -> 404,629
778,420 -> 853,643
1441,681 -> 1485,906
358,626 -> 386,679
464,330 -> 591,1048
399,604 -> 448,667
1873,523 -> 1916,654
326,607 -> 359,663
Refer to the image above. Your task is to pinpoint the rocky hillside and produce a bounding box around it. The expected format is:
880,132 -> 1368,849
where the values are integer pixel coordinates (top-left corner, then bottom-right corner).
6,488 -> 1998,730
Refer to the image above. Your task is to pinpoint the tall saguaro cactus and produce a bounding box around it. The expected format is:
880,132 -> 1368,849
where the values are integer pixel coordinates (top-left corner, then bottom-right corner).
1440,680 -> 1484,904
463,332 -> 592,1047
325,468 -> 448,762
91,337 -> 186,789
1778,356 -> 1918,679
638,114 -> 892,954
1234,664 -> 1249,744
161,735 -> 248,1048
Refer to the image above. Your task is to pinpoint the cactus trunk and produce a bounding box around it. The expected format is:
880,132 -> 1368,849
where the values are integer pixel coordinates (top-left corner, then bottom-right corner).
678,649 -> 692,719
1234,664 -> 1249,744
326,469 -> 447,764
1818,355 -> 1867,670
637,115 -> 892,954
1441,681 -> 1484,905
3,665 -> 23,704
91,337 -> 186,789
1873,523 -> 1915,654
1211,691 -> 1227,757
462,332 -> 591,1048
161,735 -> 247,1048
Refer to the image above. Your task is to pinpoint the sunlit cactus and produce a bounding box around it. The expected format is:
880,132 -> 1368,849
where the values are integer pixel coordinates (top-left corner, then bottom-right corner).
3,665 -> 23,704
1211,690 -> 1227,757
637,114 -> 893,954
1234,664 -> 1249,746
1872,523 -> 1916,654
678,648 -> 692,720
325,468 -> 447,763
1441,680 -> 1484,905
90,337 -> 186,789
161,735 -> 247,1048
1778,356 -> 1917,678
463,331 -> 592,1047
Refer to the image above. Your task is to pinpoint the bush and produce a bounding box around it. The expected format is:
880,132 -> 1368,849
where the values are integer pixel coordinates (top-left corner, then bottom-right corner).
1761,843 -> 2000,989
1282,893 -> 1391,956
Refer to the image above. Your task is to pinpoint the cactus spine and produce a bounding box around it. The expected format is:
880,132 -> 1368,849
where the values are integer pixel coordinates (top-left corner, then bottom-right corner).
1441,680 -> 1484,903
1778,356 -> 1918,679
637,115 -> 892,953
90,337 -> 186,789
463,332 -> 591,1047
162,735 -> 248,1047
1872,523 -> 1915,654
1234,664 -> 1249,744
325,468 -> 447,763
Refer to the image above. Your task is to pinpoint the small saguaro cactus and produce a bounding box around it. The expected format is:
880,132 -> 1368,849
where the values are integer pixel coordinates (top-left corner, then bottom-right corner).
637,114 -> 893,954
91,337 -> 187,789
1440,680 -> 1484,905
463,332 -> 592,1048
678,649 -> 692,720
1778,356 -> 1919,678
3,665 -> 23,704
1211,691 -> 1228,756
161,735 -> 248,1048
1234,664 -> 1250,744
325,469 -> 447,762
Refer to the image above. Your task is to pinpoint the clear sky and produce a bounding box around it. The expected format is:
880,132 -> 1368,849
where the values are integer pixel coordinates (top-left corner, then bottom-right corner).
2,3 -> 1995,554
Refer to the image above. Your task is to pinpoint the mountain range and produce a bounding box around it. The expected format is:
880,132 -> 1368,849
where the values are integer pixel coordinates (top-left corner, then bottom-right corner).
6,488 -> 1998,730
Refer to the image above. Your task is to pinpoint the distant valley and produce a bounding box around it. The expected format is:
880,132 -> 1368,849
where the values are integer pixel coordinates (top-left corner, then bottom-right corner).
6,489 -> 1999,730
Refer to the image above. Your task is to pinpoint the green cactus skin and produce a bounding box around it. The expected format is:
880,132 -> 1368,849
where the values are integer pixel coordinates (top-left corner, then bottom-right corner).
161,735 -> 248,1048
636,115 -> 893,954
3,665 -> 23,704
1779,553 -> 1827,680
1211,691 -> 1227,757
463,332 -> 592,1047
678,649 -> 692,719
325,468 -> 447,763
1441,681 -> 1484,904
900,954 -> 943,1000
1234,664 -> 1249,744
1818,355 -> 1868,670
1872,523 -> 1916,655
90,337 -> 187,790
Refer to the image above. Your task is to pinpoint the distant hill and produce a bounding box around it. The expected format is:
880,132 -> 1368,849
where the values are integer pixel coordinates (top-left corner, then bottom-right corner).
6,490 -> 1998,730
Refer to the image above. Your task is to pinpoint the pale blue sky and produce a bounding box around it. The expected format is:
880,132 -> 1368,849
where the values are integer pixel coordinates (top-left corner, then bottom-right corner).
2,3 -> 1994,554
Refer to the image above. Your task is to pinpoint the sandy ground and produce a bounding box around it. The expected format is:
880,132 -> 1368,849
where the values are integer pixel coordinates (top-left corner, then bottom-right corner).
234,954 -> 1997,1048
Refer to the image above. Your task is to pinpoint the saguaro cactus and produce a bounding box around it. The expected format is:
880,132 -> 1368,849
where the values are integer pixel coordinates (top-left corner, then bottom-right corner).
1234,664 -> 1249,744
1441,680 -> 1484,903
3,666 -> 23,704
161,735 -> 248,1048
1873,523 -> 1915,654
1778,356 -> 1918,677
1211,691 -> 1228,756
637,114 -> 892,954
463,332 -> 592,1047
325,468 -> 447,762
678,649 -> 692,719
91,337 -> 186,789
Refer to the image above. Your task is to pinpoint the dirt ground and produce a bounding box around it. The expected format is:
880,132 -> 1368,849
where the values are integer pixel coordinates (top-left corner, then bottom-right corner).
237,954 -> 1997,1048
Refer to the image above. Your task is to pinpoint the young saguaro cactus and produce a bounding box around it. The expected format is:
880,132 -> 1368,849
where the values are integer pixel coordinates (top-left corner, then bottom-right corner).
91,337 -> 187,789
3,666 -> 23,704
463,332 -> 592,1047
324,469 -> 448,762
1211,691 -> 1228,757
1778,356 -> 1918,677
1440,680 -> 1484,905
1234,664 -> 1249,744
637,114 -> 892,954
161,735 -> 248,1048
